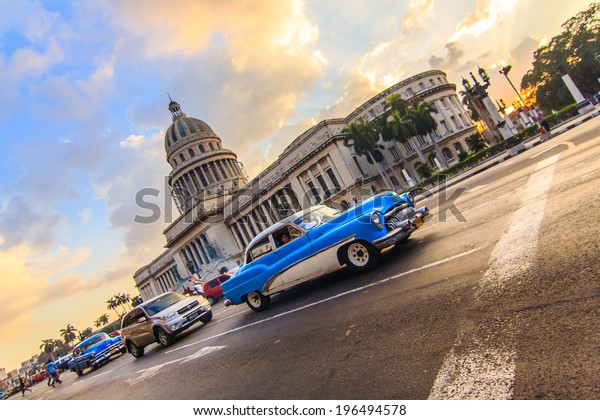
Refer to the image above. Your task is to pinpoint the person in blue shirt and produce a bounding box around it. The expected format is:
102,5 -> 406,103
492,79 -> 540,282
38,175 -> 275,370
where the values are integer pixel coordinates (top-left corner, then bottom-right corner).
46,359 -> 62,387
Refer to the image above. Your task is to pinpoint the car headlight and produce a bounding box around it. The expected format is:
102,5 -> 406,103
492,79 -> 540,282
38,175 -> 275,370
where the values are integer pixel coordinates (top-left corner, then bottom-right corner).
90,352 -> 96,357
406,191 -> 415,206
371,212 -> 383,230
161,311 -> 178,321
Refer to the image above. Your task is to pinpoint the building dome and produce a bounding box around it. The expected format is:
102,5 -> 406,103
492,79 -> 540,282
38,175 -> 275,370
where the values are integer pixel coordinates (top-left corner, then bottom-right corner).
164,100 -> 219,152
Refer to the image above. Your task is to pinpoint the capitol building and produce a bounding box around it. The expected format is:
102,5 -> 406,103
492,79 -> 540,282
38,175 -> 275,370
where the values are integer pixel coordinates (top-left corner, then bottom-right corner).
133,69 -> 477,300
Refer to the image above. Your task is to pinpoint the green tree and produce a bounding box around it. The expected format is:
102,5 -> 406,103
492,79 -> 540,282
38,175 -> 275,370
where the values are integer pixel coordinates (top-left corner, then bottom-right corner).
406,100 -> 449,168
466,133 -> 488,153
60,324 -> 78,347
39,339 -> 57,361
342,119 -> 394,189
106,297 -> 123,317
521,3 -> 600,111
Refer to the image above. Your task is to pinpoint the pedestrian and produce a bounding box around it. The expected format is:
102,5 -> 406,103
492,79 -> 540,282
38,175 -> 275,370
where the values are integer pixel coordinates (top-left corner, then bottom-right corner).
46,359 -> 62,387
537,116 -> 551,141
194,282 -> 205,297
18,376 -> 32,397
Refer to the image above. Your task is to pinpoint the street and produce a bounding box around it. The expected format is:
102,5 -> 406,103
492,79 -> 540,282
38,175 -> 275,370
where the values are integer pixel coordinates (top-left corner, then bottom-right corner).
14,116 -> 600,400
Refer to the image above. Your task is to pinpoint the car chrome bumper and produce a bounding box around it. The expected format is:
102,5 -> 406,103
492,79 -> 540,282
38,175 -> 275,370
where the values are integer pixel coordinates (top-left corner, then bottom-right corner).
164,305 -> 212,334
92,342 -> 126,365
372,206 -> 431,249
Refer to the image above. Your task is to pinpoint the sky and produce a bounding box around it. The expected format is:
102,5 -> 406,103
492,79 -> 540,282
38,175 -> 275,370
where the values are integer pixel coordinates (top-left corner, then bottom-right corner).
0,0 -> 592,372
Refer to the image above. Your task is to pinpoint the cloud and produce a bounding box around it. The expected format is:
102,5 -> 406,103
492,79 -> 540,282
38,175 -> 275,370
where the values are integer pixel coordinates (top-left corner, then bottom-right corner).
428,42 -> 467,70
449,0 -> 518,43
401,0 -> 435,34
78,208 -> 92,225
0,196 -> 66,251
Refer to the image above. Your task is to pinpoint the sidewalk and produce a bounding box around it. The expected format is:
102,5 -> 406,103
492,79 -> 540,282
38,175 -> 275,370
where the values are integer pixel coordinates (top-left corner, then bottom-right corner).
423,104 -> 600,196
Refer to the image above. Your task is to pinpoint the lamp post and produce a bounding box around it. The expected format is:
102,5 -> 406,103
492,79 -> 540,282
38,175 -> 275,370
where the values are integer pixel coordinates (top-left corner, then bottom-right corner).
499,65 -> 526,105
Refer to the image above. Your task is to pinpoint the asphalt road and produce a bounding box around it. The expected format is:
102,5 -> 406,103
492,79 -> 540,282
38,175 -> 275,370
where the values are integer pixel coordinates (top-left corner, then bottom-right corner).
15,117 -> 600,400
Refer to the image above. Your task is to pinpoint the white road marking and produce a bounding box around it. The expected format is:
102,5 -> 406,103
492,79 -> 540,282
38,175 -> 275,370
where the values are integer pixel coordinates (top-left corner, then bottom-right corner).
529,142 -> 574,160
429,155 -> 559,400
128,346 -> 226,385
165,247 -> 483,354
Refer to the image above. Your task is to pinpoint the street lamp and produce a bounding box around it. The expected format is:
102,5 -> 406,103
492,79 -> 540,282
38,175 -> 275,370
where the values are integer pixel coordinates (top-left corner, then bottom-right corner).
499,65 -> 526,105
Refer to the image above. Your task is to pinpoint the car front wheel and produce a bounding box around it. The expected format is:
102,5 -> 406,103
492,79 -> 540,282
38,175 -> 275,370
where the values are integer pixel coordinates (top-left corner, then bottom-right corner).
246,291 -> 271,312
345,241 -> 380,272
200,311 -> 213,324
127,341 -> 144,358
156,328 -> 175,347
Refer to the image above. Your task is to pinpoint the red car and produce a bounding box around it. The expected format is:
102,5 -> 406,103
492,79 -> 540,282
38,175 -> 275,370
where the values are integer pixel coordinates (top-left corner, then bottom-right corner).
203,274 -> 230,305
30,371 -> 48,384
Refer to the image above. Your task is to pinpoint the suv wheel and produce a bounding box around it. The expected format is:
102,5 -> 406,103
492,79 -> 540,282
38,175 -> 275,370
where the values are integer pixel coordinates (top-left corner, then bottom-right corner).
156,328 -> 175,347
127,341 -> 144,358
200,311 -> 213,324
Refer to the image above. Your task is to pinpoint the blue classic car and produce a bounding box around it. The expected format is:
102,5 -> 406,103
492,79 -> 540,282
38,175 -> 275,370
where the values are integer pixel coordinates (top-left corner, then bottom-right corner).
222,190 -> 430,312
68,332 -> 126,376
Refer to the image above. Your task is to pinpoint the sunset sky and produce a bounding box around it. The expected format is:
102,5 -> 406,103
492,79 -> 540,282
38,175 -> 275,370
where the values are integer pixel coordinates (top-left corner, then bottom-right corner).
0,0 -> 592,372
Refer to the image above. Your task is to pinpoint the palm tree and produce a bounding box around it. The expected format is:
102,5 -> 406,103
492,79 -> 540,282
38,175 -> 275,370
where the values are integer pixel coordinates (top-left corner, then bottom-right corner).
77,327 -> 93,341
407,100 -> 449,169
385,109 -> 423,181
372,114 -> 408,186
384,93 -> 410,115
60,324 -> 78,347
113,294 -> 128,314
94,319 -> 102,328
39,339 -> 57,361
106,297 -> 122,317
119,293 -> 132,310
342,119 -> 394,190
99,313 -> 110,326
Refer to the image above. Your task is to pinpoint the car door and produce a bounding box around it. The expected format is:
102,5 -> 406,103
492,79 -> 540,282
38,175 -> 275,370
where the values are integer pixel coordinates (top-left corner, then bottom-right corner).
129,308 -> 155,346
268,225 -> 322,292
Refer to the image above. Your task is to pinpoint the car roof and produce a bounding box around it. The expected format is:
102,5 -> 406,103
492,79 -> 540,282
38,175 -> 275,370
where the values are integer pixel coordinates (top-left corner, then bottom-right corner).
244,205 -> 326,250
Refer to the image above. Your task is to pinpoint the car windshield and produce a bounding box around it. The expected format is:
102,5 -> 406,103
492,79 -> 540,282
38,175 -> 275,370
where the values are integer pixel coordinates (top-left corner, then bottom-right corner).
77,334 -> 107,353
293,207 -> 339,230
142,292 -> 184,316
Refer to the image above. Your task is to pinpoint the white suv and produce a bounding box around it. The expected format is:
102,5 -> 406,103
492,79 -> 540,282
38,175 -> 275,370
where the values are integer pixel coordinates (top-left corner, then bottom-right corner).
121,292 -> 212,358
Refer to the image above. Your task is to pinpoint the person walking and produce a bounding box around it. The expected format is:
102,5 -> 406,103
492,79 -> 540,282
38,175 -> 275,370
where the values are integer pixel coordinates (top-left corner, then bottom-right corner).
18,376 -> 32,397
46,359 -> 62,387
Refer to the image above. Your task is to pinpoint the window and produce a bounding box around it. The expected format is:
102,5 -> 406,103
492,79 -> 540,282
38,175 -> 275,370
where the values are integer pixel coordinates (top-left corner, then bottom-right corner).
307,180 -> 321,203
404,142 -> 414,154
177,120 -> 186,137
188,148 -> 195,158
326,168 -> 341,191
247,238 -> 272,263
179,153 -> 186,162
440,120 -> 451,134
390,176 -> 399,187
442,148 -> 453,160
209,143 -> 215,150
199,144 -> 206,153
416,135 -> 426,147
418,82 -> 425,91
390,147 -> 401,162
453,142 -> 464,153
429,78 -> 435,86
450,116 -> 460,130
316,174 -> 329,198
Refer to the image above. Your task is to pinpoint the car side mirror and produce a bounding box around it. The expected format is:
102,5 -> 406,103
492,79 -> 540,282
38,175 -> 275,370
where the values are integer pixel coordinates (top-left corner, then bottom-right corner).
137,317 -> 146,324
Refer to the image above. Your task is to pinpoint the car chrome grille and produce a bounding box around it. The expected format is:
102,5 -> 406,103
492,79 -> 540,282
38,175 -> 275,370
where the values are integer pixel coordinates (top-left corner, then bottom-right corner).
177,300 -> 199,314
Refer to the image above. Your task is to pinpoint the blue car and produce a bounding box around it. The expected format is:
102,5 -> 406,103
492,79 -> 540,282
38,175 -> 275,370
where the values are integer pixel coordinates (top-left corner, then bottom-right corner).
68,332 -> 126,376
222,190 -> 430,312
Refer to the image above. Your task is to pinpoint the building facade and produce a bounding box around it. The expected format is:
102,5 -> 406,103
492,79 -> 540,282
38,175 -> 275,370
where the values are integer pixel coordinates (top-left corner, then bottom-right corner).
134,70 -> 477,300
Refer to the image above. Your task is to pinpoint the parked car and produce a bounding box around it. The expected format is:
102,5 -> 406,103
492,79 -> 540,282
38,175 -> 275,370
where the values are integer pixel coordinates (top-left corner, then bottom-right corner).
68,332 -> 126,376
222,190 -> 430,312
120,291 -> 212,358
0,391 -> 7,400
30,371 -> 47,383
55,354 -> 72,372
203,274 -> 230,304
